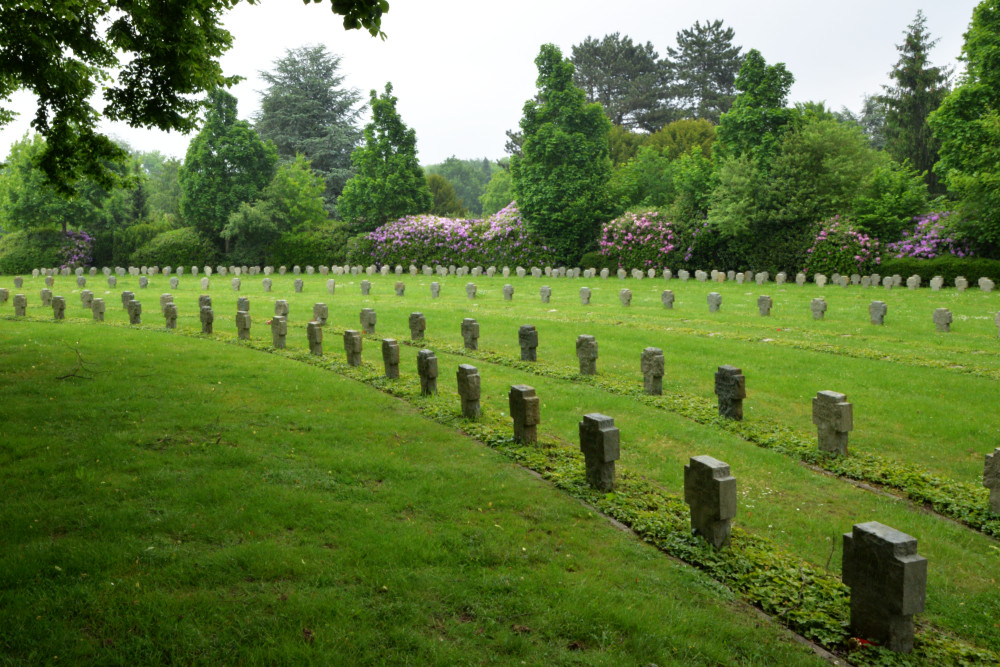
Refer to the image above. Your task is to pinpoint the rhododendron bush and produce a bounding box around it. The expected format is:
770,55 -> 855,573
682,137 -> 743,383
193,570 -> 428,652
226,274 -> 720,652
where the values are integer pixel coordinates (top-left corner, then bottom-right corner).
598,211 -> 678,269
885,212 -> 971,259
803,216 -> 880,275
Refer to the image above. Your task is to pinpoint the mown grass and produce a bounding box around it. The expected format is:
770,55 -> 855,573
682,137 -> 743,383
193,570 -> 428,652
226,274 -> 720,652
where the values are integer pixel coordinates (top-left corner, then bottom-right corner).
0,318 -> 823,665
4,270 -> 1000,661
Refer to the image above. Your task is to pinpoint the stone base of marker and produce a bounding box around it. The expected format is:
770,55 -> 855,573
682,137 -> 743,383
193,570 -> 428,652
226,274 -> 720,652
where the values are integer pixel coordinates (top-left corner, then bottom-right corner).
461,318 -> 479,350
869,301 -> 887,325
509,385 -> 540,444
576,335 -> 597,375
344,330 -> 362,366
984,449 -> 1000,514
714,365 -> 746,420
307,321 -> 323,355
813,390 -> 853,456
236,310 -> 251,339
92,298 -> 105,321
579,414 -> 620,492
200,306 -> 214,334
684,455 -> 737,549
271,316 -> 287,348
456,364 -> 481,419
164,303 -> 177,329
843,522 -> 926,653
518,325 -> 538,361
417,349 -> 438,396
126,300 -> 142,324
312,303 -> 327,325
409,312 -> 426,341
360,308 -> 376,334
52,296 -> 66,320
382,339 -> 399,378
641,347 -> 664,395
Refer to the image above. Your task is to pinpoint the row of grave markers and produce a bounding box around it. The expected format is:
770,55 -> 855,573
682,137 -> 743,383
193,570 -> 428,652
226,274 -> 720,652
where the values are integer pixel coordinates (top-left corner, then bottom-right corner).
11,262 -> 1000,293
4,286 -> 998,653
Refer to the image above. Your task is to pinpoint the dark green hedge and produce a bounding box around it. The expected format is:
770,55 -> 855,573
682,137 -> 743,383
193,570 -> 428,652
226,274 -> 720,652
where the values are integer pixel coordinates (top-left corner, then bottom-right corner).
0,229 -> 64,274
130,228 -> 219,267
878,256 -> 1000,284
267,224 -> 352,267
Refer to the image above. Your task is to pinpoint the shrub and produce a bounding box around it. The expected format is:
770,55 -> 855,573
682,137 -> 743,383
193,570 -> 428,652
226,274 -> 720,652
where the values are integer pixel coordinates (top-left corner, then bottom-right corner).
884,211 -> 971,259
58,230 -> 94,269
877,256 -> 1000,284
599,210 -> 679,270
268,223 -> 353,267
803,216 -> 880,275
471,202 -> 555,267
578,251 -> 616,271
344,233 -> 376,265
130,227 -> 218,267
0,229 -> 63,274
113,221 -> 174,266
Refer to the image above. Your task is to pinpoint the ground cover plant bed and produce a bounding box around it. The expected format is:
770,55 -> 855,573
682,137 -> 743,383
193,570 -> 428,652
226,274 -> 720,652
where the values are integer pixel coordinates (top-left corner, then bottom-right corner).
3,270 -> 1000,663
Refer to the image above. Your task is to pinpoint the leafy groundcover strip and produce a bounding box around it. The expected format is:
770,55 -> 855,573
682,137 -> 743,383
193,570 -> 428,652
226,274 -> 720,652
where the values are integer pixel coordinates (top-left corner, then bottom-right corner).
7,315 -> 994,665
381,334 -> 1000,542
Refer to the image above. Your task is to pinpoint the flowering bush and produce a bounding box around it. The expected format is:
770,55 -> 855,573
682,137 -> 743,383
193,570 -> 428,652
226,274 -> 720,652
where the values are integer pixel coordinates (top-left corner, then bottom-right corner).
885,211 -> 971,259
803,216 -> 880,275
598,210 -> 678,269
362,202 -> 555,267
59,230 -> 93,269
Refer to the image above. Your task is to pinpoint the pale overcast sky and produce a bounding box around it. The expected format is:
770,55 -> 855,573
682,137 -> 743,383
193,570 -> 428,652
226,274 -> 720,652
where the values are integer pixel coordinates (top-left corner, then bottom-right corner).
0,0 -> 983,166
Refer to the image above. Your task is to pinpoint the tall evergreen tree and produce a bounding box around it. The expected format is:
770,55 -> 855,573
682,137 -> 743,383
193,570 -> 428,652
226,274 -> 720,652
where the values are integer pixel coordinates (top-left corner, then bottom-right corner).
254,45 -> 364,214
179,89 -> 278,252
666,20 -> 744,123
570,33 -> 673,131
879,11 -> 951,192
338,83 -> 432,232
511,44 -> 613,264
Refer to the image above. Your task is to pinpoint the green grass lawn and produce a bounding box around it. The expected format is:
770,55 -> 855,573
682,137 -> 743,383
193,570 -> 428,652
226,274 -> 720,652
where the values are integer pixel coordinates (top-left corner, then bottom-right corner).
3,269 -> 999,664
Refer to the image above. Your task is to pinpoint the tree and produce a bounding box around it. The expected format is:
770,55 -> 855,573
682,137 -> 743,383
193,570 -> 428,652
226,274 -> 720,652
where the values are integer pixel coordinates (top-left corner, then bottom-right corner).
427,174 -> 467,217
254,45 -> 365,214
835,95 -> 888,150
479,168 -> 513,216
424,156 -> 494,216
930,0 -> 1000,254
878,10 -> 952,192
646,118 -> 717,160
0,0 -> 386,193
338,83 -> 432,232
570,33 -> 673,131
716,49 -> 796,163
666,20 -> 744,123
511,44 -> 613,264
179,89 -> 278,252
139,151 -> 183,221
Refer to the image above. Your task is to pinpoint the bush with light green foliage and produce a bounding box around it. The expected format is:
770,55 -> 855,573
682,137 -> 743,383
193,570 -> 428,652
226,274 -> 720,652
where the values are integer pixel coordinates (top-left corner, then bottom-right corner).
130,227 -> 218,267
0,229 -> 63,274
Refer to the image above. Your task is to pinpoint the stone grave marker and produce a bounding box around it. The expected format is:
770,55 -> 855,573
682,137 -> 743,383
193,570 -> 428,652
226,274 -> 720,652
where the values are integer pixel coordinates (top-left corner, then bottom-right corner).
851,274 -> 861,285
200,306 -> 214,334
599,268 -> 610,279
394,281 -> 405,296
810,297 -> 827,320
381,338 -> 398,377
502,266 -> 510,277
707,292 -> 722,312
76,276 -> 86,288
576,335 -> 598,375
814,273 -> 827,287
416,349 -> 438,396
619,288 -> 632,306
263,278 -> 273,292
0,288 -> 8,305
695,270 -> 707,282
518,324 -> 538,361
198,294 -> 211,310
465,283 -> 476,299
842,522 -> 926,653
930,275 -> 944,291
456,365 -> 481,419
984,449 -> 1000,513
755,271 -> 768,285
164,303 -> 177,329
757,295 -> 772,316
933,307 -> 952,332
735,273 -> 744,285
641,347 -> 664,395
127,300 -> 142,325
312,303 -> 327,325
429,282 -> 440,298
774,272 -> 786,286
714,365 -> 745,420
294,279 -> 303,293
92,298 -> 105,322
170,277 -> 179,289
138,276 -> 148,289
274,299 -> 289,318
684,455 -> 737,549
579,286 -> 591,305
236,296 -> 250,313
361,280 -> 371,296
13,294 -> 26,316
40,288 -> 52,306
579,414 -> 620,491
517,267 -> 526,278
158,293 -> 172,315
409,312 -> 426,341
360,308 -> 376,334
121,291 -> 135,309
44,276 -> 54,288
617,268 -> 627,279
509,385 -> 540,444
307,321 -> 323,355
955,276 -> 968,292
461,318 -> 479,350
51,295 -> 66,320
891,274 -> 902,286
540,285 -> 551,303
795,272 -> 806,286
236,310 -> 251,339
813,390 -> 853,455
980,277 -> 995,293
486,267 -> 496,277
293,265 -> 301,275
861,276 -> 871,287
996,311 -> 1000,337
231,277 -> 241,292
906,275 -> 920,290
663,269 -> 673,280
631,268 -> 643,280
678,269 -> 690,281
271,316 -> 287,348
325,279 -> 334,295
503,284 -> 514,301
661,290 -> 675,309
869,301 -> 888,325
201,277 -> 210,290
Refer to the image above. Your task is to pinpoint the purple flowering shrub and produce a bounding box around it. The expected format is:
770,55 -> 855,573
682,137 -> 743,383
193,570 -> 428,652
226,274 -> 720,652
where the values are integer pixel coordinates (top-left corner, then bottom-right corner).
363,202 -> 554,267
803,216 -> 880,275
598,210 -> 678,269
59,230 -> 93,269
885,212 -> 971,259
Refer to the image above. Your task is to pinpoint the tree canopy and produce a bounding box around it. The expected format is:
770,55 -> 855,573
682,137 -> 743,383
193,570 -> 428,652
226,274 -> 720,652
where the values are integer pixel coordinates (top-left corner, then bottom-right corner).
716,49 -> 796,163
0,0 -> 386,194
666,19 -> 744,123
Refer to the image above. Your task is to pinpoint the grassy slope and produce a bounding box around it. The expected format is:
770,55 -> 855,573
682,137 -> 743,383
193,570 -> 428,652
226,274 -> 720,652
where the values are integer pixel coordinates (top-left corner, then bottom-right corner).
0,319 -> 821,666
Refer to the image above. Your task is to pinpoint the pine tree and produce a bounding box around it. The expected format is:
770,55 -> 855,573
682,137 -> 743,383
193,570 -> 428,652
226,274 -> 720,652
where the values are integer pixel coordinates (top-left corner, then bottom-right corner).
879,10 -> 951,192
666,20 -> 744,123
338,83 -> 432,232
